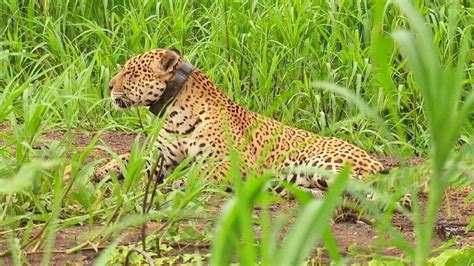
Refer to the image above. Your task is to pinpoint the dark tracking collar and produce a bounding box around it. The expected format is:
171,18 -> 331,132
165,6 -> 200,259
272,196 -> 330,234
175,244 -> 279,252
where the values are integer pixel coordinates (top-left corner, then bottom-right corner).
149,61 -> 194,117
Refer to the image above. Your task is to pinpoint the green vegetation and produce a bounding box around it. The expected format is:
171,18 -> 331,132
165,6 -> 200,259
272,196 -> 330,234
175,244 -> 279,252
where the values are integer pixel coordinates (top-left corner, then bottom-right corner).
0,0 -> 472,265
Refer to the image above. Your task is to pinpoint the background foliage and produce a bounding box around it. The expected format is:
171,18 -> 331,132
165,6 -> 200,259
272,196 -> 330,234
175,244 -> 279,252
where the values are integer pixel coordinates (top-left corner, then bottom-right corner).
1,0 -> 472,154
0,0 -> 473,265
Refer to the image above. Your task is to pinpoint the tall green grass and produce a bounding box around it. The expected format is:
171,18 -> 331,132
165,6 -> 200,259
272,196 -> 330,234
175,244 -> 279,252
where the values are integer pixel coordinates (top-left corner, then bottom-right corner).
0,0 -> 473,265
1,0 -> 471,153
389,2 -> 472,264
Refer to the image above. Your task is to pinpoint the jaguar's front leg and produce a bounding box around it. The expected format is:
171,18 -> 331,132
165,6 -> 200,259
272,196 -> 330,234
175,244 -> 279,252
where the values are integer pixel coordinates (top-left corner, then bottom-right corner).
93,153 -> 131,181
150,138 -> 189,188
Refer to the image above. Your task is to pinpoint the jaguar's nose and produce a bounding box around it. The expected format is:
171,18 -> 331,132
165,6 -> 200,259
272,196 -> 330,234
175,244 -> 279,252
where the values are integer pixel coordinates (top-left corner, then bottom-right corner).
108,71 -> 124,92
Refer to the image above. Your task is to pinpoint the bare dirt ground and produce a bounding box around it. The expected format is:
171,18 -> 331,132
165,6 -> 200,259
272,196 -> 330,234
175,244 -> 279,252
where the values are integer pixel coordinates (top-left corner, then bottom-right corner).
1,130 -> 473,265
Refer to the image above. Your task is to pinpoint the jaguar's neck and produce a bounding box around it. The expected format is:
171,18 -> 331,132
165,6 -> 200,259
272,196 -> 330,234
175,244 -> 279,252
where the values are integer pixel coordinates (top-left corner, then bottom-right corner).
165,67 -> 256,137
177,69 -> 236,113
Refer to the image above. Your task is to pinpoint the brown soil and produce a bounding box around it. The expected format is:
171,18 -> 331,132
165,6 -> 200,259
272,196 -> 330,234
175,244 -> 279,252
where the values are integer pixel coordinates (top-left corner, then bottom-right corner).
0,130 -> 472,265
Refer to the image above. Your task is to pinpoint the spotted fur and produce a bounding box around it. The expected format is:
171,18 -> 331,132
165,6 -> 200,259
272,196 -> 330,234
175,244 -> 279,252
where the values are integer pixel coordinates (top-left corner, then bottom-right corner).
95,48 -> 398,203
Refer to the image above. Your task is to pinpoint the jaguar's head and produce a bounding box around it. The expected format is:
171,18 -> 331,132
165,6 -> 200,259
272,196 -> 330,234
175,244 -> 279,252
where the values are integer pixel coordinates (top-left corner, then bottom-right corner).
108,48 -> 182,109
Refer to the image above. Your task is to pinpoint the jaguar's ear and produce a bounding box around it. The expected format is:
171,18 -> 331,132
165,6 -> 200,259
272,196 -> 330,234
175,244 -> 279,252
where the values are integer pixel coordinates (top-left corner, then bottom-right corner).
156,50 -> 179,73
170,48 -> 181,56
